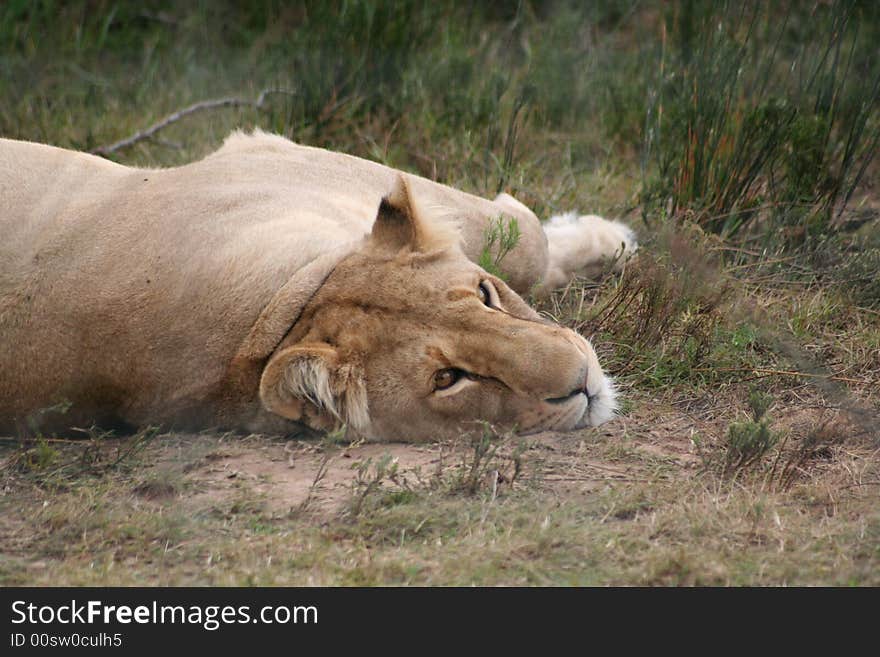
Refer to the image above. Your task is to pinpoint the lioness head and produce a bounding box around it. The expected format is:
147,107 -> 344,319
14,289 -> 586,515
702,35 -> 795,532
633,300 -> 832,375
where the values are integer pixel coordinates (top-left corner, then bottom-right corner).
259,175 -> 616,441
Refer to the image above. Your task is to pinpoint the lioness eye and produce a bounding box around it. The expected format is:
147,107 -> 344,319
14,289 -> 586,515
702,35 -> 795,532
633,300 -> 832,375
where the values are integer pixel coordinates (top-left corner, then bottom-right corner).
433,368 -> 462,390
478,282 -> 492,307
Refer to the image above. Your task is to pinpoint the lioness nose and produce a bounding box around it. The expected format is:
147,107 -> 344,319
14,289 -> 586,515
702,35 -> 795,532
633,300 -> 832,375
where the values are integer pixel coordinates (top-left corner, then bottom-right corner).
553,365 -> 598,404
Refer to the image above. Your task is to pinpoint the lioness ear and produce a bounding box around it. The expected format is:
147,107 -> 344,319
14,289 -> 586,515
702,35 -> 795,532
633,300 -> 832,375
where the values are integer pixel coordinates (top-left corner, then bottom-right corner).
371,174 -> 420,251
370,174 -> 440,253
259,343 -> 369,433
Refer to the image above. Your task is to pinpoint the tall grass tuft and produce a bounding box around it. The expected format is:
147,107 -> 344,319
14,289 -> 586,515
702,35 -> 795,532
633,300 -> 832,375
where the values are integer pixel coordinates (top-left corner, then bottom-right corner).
642,1 -> 880,240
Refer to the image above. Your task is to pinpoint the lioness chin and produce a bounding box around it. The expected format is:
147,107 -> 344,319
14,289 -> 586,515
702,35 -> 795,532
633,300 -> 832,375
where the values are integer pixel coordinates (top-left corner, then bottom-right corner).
0,131 -> 635,442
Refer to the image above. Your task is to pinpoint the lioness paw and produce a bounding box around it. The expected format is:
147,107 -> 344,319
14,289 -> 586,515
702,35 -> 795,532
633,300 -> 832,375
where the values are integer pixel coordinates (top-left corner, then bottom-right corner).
542,212 -> 637,290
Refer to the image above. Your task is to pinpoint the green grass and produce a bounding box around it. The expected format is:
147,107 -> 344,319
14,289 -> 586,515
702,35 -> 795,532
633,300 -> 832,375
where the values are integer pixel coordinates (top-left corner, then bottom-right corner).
641,1 -> 880,239
1,0 -> 879,586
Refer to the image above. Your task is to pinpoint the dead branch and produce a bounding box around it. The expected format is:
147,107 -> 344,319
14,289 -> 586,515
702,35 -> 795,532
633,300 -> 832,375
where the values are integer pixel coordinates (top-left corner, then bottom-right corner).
691,366 -> 867,385
90,88 -> 294,156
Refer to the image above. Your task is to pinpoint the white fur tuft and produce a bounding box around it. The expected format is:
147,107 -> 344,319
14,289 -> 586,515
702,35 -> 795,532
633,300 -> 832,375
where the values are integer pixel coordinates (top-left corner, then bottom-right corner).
283,357 -> 370,432
542,212 -> 637,289
587,374 -> 618,427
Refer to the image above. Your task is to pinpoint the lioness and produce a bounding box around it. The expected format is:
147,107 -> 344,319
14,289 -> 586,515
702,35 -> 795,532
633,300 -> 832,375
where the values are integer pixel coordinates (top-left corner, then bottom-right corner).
0,131 -> 635,441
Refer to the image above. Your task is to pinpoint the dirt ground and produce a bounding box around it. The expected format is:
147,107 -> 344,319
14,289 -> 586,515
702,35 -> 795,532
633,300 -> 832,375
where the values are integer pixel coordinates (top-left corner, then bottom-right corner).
173,387 -> 865,512
158,403 -> 702,516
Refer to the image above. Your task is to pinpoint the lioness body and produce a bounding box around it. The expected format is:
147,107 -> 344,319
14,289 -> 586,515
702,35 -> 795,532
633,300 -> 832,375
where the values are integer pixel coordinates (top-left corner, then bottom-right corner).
0,131 -> 626,440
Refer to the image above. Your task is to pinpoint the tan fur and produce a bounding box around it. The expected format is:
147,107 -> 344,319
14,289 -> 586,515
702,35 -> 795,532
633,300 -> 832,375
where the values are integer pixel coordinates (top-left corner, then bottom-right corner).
0,131 -> 619,441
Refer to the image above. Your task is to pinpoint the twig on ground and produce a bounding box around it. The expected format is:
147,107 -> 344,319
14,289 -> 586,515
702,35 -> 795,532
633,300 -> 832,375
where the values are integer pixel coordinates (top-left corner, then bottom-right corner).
692,366 -> 867,385
90,89 -> 294,156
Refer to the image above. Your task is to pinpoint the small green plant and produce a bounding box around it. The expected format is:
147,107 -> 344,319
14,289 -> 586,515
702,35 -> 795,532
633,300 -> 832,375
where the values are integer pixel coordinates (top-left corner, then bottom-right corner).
478,215 -> 521,280
320,425 -> 351,447
450,422 -> 523,496
723,387 -> 777,476
348,453 -> 400,517
461,424 -> 501,495
19,437 -> 59,472
768,419 -> 844,491
294,449 -> 333,516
